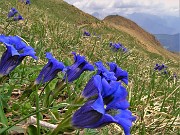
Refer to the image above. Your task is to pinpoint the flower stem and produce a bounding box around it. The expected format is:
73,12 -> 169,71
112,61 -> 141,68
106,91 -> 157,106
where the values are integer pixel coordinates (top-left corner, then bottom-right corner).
0,96 -> 8,135
35,86 -> 40,135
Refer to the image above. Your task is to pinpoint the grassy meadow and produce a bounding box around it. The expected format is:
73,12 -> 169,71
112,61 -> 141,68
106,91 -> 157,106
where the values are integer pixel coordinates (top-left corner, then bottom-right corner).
0,0 -> 179,134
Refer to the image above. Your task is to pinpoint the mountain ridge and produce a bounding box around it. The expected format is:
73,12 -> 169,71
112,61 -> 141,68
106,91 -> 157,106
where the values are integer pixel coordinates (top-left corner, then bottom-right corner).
103,15 -> 179,59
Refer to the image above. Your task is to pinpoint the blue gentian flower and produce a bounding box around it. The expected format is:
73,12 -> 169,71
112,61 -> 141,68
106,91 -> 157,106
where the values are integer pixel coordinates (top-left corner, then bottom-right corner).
95,61 -> 109,76
95,61 -> 117,81
26,0 -> 30,4
122,47 -> 128,52
113,43 -> 121,50
72,99 -> 104,128
13,14 -> 24,21
74,61 -> 135,135
8,8 -> 18,18
72,98 -> 135,135
0,35 -> 37,76
110,42 -> 128,53
83,31 -> 91,37
83,75 -> 129,109
64,52 -> 94,82
154,63 -> 160,70
108,62 -> 128,85
154,64 -> 167,71
104,82 -> 130,110
82,75 -> 102,98
35,52 -> 65,84
109,42 -> 113,47
158,64 -> 167,71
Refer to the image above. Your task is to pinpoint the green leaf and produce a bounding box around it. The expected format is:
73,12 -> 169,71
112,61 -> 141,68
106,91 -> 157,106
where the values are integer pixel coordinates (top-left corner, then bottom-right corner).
27,125 -> 38,135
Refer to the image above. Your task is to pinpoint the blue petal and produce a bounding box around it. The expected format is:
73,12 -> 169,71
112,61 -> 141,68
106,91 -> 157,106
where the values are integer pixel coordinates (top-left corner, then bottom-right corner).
72,100 -> 103,128
102,71 -> 117,81
82,75 -> 102,98
20,46 -> 38,60
8,8 -> 18,18
8,36 -> 26,50
0,35 -> 10,43
106,85 -> 129,110
90,109 -> 136,135
91,95 -> 105,114
35,52 -> 65,84
65,52 -> 94,82
13,14 -> 24,21
114,110 -> 136,135
108,62 -> 128,85
82,63 -> 94,71
0,44 -> 20,76
83,31 -> 91,36
84,113 -> 114,128
26,0 -> 30,4
101,78 -> 111,97
0,55 -> 19,76
95,61 -> 108,75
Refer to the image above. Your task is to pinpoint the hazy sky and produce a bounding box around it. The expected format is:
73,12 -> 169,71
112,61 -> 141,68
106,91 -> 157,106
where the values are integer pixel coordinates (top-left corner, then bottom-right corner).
64,0 -> 180,19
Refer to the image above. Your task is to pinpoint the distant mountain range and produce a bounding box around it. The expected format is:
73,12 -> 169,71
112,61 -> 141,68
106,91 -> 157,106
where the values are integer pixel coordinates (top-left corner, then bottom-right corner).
92,12 -> 180,52
126,13 -> 180,35
154,34 -> 180,52
92,12 -> 180,35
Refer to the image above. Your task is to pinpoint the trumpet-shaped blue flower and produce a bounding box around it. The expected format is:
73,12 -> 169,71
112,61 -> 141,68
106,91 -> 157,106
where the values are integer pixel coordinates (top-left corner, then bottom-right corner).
113,43 -> 121,50
26,0 -> 30,4
110,42 -> 122,51
72,99 -> 104,128
122,47 -> 128,52
8,8 -> 18,18
35,52 -> 65,84
64,52 -> 94,82
95,61 -> 117,82
83,31 -> 91,37
74,62 -> 135,135
0,35 -> 37,76
13,15 -> 24,21
95,61 -> 108,75
82,75 -> 102,98
83,75 -> 129,109
104,82 -> 130,110
154,64 -> 167,71
7,7 -> 23,21
72,98 -> 135,135
110,42 -> 128,53
108,62 -> 128,85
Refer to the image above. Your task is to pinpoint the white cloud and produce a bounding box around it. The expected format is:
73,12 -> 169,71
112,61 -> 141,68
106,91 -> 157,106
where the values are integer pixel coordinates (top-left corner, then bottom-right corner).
64,0 -> 180,19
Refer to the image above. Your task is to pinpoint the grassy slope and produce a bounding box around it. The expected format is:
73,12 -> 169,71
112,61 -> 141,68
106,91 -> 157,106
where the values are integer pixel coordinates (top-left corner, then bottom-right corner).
103,15 -> 180,60
0,0 -> 180,135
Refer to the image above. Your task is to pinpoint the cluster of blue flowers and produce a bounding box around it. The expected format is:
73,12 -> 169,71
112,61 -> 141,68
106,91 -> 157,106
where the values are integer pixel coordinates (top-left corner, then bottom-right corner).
154,64 -> 168,74
35,51 -> 94,84
72,62 -> 136,135
83,31 -> 91,37
0,34 -> 135,134
7,8 -> 23,21
0,35 -> 94,83
110,42 -> 128,52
